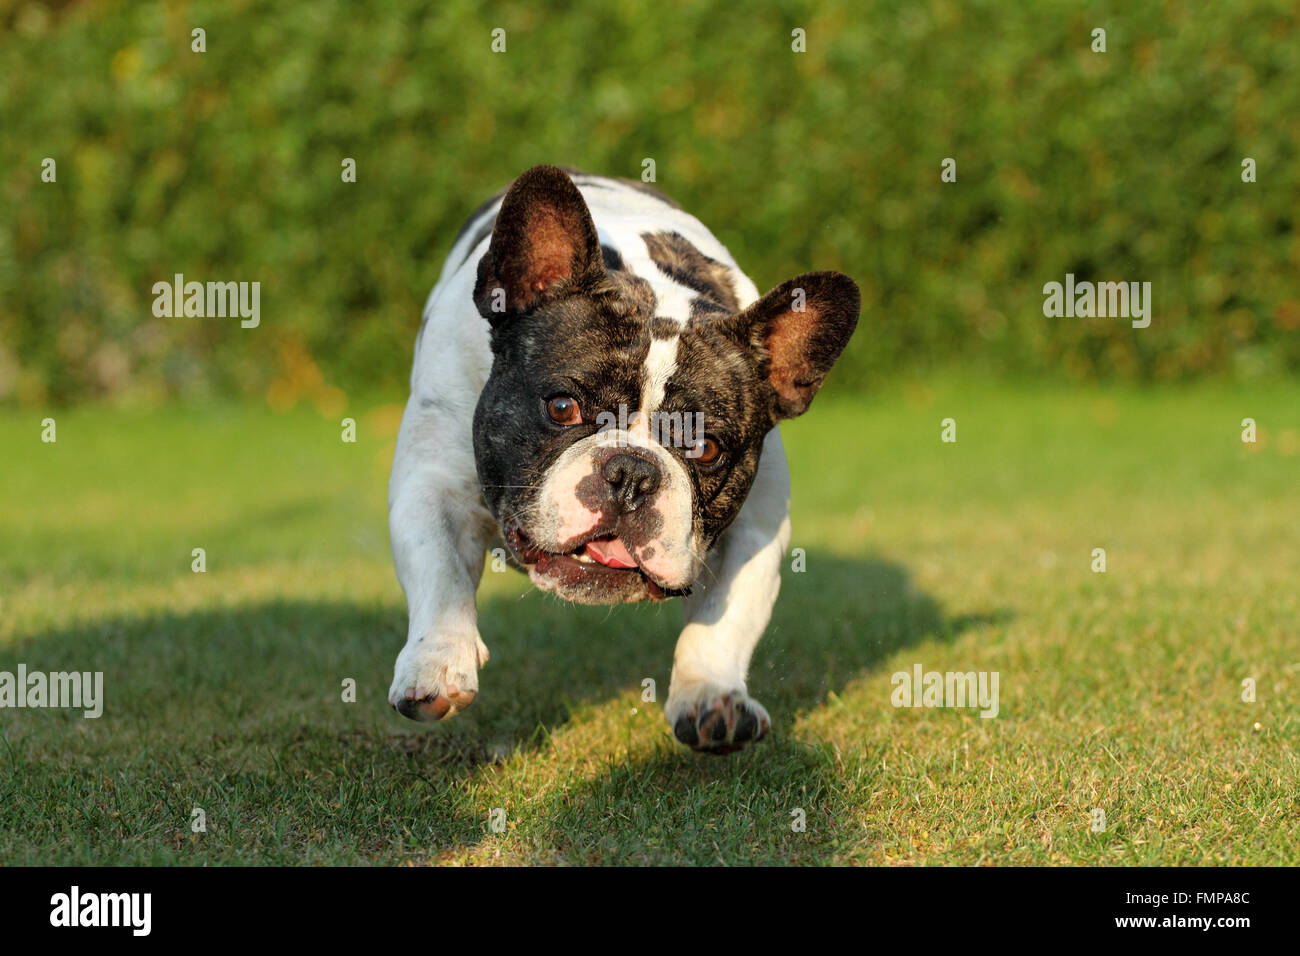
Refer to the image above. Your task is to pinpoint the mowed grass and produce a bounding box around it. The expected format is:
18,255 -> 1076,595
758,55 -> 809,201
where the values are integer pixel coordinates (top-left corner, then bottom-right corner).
0,381 -> 1296,865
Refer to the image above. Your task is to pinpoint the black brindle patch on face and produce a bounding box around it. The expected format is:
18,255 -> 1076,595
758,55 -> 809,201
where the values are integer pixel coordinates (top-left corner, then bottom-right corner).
656,319 -> 774,545
642,231 -> 740,313
473,267 -> 657,538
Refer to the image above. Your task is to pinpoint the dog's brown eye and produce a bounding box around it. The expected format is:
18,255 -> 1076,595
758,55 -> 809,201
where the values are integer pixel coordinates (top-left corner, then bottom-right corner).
688,436 -> 721,465
546,396 -> 582,425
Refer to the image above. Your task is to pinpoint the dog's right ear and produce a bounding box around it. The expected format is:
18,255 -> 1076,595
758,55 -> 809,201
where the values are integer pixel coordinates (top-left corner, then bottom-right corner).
472,165 -> 604,323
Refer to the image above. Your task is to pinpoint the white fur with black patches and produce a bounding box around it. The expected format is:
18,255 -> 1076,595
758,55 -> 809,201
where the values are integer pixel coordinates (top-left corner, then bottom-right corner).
389,165 -> 858,756
396,171 -> 765,720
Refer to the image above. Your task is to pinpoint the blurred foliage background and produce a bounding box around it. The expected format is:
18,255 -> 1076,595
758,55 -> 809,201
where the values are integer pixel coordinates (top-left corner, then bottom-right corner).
1,0 -> 1297,407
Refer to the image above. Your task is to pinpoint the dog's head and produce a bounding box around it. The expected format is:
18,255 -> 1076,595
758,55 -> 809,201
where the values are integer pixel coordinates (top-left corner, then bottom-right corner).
471,165 -> 859,604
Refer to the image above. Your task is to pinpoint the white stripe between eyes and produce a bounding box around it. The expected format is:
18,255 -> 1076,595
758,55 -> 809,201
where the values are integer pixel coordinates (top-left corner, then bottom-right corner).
637,335 -> 680,432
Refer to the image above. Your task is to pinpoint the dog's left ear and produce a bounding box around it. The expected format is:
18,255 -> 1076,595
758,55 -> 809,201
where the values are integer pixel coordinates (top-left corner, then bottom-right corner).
719,272 -> 860,419
473,165 -> 604,322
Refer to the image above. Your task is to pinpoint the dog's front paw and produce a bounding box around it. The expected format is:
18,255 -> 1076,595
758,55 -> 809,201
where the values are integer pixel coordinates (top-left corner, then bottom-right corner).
389,634 -> 489,723
664,684 -> 770,755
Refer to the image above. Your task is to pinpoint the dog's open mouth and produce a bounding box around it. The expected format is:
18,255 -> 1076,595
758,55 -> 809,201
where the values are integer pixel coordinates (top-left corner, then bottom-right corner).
505,523 -> 689,600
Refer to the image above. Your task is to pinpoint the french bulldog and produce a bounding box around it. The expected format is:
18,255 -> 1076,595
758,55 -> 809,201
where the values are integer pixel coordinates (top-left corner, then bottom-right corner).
388,165 -> 859,753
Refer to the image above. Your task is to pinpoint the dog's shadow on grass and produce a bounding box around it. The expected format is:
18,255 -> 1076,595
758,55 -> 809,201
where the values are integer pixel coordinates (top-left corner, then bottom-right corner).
476,548 -> 1011,739
1,550 -> 1010,863
463,549 -> 1012,861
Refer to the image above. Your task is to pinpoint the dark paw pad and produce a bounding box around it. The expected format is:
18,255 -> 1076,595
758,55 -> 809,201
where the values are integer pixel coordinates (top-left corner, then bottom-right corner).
393,686 -> 475,722
672,693 -> 770,754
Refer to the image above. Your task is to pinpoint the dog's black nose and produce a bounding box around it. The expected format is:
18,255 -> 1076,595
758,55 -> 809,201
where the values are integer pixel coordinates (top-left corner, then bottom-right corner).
602,452 -> 661,513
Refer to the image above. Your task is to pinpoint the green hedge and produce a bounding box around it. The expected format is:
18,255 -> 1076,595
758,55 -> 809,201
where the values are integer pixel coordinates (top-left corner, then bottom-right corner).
2,0 -> 1297,404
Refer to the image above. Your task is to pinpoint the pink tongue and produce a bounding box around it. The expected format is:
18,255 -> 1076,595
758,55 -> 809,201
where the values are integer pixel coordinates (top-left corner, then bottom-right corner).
584,538 -> 638,569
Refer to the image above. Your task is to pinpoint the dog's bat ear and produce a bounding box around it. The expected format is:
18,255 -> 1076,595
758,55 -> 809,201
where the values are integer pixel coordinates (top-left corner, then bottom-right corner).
472,165 -> 604,322
719,272 -> 860,419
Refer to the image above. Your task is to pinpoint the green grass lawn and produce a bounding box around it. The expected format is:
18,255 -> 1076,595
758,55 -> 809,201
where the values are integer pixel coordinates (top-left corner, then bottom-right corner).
1,380 -> 1296,865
